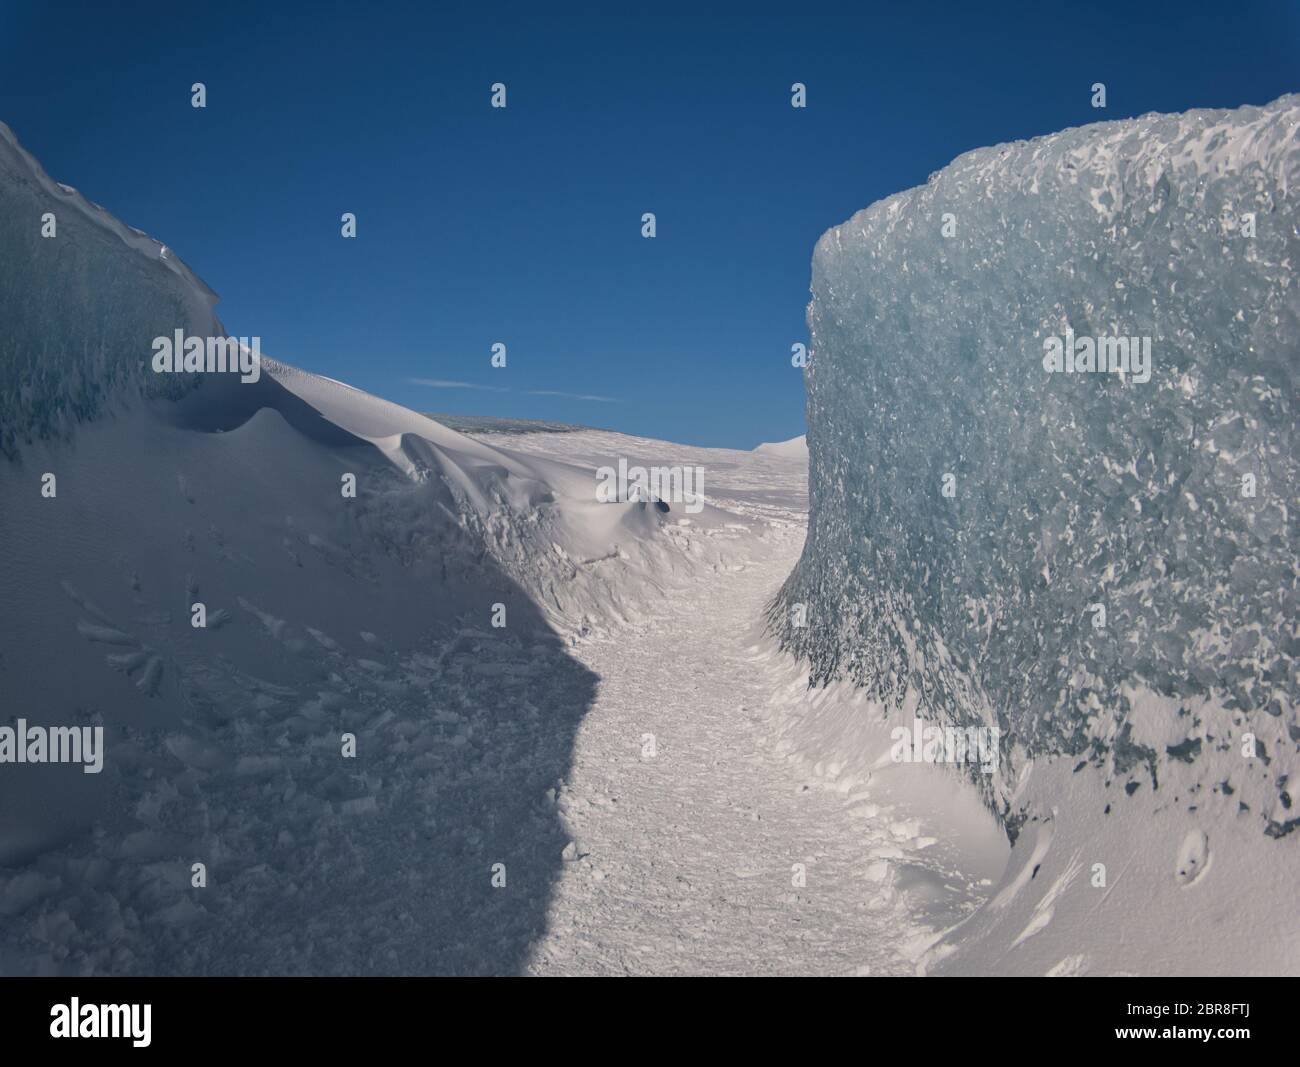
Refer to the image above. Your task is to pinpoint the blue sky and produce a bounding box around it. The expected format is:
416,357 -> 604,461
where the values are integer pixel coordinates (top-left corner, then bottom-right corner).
2,1 -> 1297,447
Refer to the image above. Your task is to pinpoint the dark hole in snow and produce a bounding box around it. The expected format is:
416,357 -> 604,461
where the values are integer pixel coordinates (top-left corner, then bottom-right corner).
1265,816 -> 1300,839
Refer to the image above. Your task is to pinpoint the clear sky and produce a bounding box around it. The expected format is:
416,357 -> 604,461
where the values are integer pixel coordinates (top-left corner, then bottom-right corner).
2,1 -> 1296,447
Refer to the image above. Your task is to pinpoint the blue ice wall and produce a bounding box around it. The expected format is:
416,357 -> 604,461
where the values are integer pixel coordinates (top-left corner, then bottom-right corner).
775,97 -> 1298,825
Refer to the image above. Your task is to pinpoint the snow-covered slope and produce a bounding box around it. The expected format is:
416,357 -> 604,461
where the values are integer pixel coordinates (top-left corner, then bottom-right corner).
260,360 -> 754,630
771,96 -> 1300,975
754,435 -> 808,461
0,122 -> 772,974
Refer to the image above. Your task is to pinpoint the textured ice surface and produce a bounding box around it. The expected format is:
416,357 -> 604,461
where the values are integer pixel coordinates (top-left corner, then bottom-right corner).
0,122 -> 216,458
774,96 -> 1298,833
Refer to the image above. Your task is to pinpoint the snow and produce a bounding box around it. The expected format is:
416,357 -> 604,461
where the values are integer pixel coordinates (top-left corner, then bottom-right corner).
0,356 -> 1003,973
0,116 -> 778,971
525,518 -> 1002,975
753,435 -> 809,461
402,426 -> 1006,975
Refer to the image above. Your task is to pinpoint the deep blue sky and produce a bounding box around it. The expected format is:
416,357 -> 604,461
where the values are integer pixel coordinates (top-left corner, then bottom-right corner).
2,1 -> 1297,447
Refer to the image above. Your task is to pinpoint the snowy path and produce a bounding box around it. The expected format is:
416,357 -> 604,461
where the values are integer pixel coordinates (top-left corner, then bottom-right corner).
0,415 -> 989,976
528,531 -> 935,976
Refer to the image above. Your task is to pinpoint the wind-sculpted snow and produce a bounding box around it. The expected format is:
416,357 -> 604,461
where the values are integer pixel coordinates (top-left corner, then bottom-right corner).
0,123 -> 765,974
775,96 -> 1299,835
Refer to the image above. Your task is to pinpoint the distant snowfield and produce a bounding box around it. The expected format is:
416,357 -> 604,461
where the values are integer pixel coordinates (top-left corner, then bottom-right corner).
753,434 -> 808,461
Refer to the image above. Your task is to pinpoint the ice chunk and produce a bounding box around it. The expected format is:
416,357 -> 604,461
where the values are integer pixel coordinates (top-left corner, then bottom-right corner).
775,95 -> 1298,825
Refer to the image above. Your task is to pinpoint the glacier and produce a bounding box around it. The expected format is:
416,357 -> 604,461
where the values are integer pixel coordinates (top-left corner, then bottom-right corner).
761,95 -> 1300,974
768,95 -> 1299,972
775,94 -> 1298,831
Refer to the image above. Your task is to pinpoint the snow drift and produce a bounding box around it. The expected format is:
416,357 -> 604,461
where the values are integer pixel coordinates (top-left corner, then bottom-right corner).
0,121 -> 752,974
772,96 -> 1299,974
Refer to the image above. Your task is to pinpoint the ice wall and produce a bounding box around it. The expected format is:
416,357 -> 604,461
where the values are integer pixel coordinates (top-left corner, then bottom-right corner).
775,96 -> 1299,835
0,122 -> 217,458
